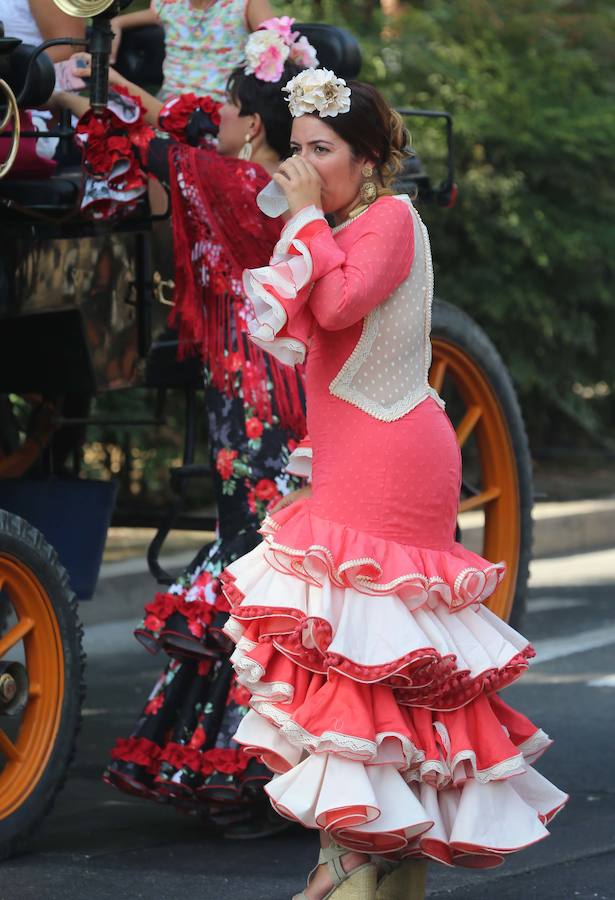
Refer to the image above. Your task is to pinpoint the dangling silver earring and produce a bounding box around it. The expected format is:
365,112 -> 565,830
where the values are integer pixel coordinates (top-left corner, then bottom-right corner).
239,133 -> 253,161
360,163 -> 378,204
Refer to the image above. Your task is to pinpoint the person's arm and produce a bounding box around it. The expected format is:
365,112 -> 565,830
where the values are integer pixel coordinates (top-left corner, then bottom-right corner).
28,0 -> 86,62
245,0 -> 275,31
108,71 -> 163,126
53,57 -> 164,127
243,198 -> 414,367
50,89 -> 89,118
109,3 -> 161,64
293,199 -> 415,331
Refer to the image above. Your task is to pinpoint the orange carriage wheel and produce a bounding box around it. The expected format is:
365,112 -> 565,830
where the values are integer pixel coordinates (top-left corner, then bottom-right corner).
430,301 -> 533,626
0,512 -> 83,859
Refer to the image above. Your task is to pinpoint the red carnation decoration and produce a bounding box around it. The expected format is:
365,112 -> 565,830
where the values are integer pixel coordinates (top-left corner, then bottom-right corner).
158,93 -> 222,143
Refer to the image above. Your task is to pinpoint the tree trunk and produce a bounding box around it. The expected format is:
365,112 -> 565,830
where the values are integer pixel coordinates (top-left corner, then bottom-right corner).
381,0 -> 402,17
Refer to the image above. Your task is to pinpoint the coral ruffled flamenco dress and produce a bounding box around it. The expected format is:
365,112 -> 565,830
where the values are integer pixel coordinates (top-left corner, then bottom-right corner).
220,195 -> 567,867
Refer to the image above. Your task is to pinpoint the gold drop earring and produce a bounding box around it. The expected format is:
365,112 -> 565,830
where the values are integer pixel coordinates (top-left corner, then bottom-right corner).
360,163 -> 378,204
239,133 -> 253,161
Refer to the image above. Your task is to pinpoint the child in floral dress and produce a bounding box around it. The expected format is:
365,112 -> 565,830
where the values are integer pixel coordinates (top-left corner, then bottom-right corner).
110,0 -> 276,100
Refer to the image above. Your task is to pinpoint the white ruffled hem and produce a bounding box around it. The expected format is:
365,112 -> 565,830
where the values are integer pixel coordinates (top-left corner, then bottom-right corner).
259,750 -> 567,862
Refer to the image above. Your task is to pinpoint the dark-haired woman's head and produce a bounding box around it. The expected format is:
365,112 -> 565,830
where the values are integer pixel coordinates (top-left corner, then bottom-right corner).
217,61 -> 303,160
288,79 -> 409,217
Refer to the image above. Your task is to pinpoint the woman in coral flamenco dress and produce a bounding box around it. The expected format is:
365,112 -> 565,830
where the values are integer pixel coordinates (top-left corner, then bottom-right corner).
220,68 -> 568,899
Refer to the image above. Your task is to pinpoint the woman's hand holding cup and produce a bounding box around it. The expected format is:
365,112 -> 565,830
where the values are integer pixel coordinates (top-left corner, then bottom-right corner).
273,157 -> 323,218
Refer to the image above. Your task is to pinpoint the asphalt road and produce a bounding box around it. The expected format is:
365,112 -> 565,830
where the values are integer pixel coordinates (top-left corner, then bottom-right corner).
1,548 -> 615,900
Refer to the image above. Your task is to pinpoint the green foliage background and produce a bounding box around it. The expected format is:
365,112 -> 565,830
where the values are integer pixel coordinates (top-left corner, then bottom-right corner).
282,0 -> 615,447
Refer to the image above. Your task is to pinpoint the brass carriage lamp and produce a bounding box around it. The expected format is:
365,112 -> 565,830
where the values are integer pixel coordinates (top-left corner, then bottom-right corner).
53,0 -> 133,114
0,25 -> 21,180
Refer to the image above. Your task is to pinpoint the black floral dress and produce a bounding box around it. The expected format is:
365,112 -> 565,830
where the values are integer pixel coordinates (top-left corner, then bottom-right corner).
102,135 -> 307,817
104,369 -> 304,810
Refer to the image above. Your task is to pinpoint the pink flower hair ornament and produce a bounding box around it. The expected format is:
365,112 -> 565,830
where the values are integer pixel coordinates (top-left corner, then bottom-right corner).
244,17 -> 319,83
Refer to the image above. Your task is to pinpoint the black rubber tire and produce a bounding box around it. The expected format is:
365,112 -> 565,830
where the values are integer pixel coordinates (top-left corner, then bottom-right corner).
0,595 -> 9,636
0,510 -> 85,861
431,300 -> 533,629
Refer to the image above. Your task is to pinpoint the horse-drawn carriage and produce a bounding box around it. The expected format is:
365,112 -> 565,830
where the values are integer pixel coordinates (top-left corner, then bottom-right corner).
0,0 -> 532,860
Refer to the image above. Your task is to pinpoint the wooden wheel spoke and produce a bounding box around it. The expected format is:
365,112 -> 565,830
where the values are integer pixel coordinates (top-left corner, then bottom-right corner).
455,405 -> 482,448
0,617 -> 35,658
459,486 -> 501,513
429,358 -> 447,394
0,546 -> 69,821
0,727 -> 23,763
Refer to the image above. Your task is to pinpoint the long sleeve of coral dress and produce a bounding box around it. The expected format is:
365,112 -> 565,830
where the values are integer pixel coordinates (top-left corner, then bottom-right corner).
220,195 -> 567,867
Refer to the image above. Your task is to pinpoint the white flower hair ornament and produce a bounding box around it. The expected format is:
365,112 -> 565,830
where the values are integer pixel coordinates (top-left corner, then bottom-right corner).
244,18 -> 319,83
283,68 -> 351,118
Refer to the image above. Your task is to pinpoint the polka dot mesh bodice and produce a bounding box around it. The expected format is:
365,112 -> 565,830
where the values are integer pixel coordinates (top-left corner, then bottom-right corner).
329,197 -> 444,421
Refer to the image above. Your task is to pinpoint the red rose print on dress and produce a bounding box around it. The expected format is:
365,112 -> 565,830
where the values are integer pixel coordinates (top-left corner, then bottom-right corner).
188,725 -> 207,749
245,417 -> 264,440
254,478 -> 280,502
216,448 -> 238,480
145,693 -> 165,716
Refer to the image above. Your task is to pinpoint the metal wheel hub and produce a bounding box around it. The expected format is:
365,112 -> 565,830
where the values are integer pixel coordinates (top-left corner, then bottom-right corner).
0,662 -> 29,716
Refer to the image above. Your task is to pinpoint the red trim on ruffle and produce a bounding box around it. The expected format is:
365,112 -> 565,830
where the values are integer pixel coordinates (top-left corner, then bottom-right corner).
395,647 -> 535,710
140,574 -> 221,639
220,573 -> 244,607
111,738 -> 251,780
159,742 -> 204,774
201,748 -> 250,776
224,595 -> 535,710
110,736 -> 161,775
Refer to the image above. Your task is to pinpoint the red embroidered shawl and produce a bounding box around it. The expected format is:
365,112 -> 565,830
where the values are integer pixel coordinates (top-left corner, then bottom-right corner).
168,143 -> 305,435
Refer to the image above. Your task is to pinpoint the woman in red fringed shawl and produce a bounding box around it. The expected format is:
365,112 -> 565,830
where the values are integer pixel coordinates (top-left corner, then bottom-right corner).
53,22 -> 319,837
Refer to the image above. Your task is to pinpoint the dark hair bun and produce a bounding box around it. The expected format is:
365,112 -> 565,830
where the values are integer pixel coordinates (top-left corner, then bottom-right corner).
318,81 -> 410,188
227,61 -> 304,159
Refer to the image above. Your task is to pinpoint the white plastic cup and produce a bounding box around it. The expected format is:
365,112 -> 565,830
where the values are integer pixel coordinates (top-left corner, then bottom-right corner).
256,179 -> 289,218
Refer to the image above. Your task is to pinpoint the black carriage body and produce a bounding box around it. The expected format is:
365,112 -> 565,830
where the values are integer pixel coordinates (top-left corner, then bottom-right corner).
0,216 -> 153,396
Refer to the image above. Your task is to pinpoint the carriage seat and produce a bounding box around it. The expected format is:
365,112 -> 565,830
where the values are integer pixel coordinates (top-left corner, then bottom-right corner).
0,166 -> 82,211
